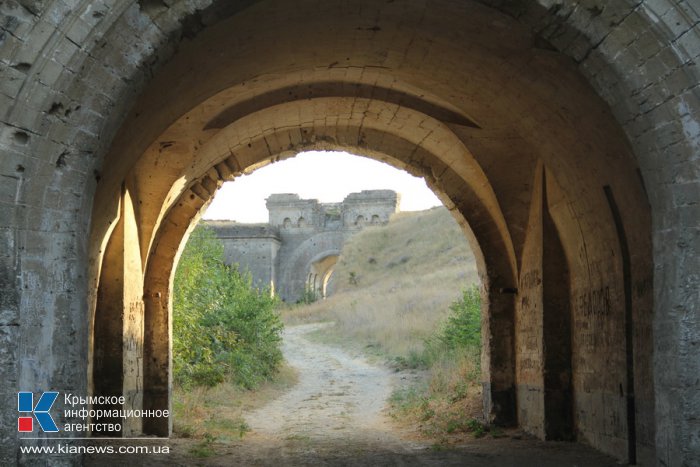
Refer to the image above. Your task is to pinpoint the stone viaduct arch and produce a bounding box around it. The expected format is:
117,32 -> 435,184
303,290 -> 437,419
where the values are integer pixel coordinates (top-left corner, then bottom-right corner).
307,251 -> 341,299
0,1 -> 697,465
278,233 -> 346,303
205,188 -> 394,303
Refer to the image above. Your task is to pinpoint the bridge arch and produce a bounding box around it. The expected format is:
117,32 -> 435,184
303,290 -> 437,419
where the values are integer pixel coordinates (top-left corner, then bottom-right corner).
276,231 -> 347,303
306,250 -> 342,300
4,0 -> 698,464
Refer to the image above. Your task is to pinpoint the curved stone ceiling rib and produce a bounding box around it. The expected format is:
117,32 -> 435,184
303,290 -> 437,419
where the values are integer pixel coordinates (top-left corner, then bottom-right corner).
203,81 -> 481,130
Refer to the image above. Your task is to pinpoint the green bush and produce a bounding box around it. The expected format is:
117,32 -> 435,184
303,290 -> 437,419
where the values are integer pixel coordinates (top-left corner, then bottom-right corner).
440,285 -> 482,350
419,284 -> 481,368
389,285 -> 483,437
173,226 -> 283,389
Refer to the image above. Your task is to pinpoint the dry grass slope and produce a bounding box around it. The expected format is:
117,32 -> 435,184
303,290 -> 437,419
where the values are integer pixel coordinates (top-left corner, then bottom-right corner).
284,206 -> 478,359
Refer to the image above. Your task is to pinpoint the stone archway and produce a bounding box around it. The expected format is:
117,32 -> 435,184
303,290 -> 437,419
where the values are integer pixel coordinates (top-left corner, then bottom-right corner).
276,231 -> 349,303
3,1 -> 698,465
88,2 -> 653,462
307,252 -> 341,300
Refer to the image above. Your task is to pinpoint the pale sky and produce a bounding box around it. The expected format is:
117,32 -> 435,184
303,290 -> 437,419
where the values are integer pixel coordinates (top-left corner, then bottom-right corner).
202,151 -> 442,223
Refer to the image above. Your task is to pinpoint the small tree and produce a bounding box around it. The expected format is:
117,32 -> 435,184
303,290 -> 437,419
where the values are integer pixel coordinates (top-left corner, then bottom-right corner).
422,284 -> 482,367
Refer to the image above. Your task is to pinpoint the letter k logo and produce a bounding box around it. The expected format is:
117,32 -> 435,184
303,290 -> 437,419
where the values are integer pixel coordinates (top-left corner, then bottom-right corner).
18,392 -> 59,432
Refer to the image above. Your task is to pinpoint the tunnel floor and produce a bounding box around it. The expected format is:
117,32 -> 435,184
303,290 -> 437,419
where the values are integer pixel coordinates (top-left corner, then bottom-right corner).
86,324 -> 620,466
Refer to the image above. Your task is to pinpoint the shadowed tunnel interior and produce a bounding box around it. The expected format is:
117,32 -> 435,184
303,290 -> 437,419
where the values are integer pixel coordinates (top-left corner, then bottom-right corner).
2,1 -> 699,466
90,0 -> 653,462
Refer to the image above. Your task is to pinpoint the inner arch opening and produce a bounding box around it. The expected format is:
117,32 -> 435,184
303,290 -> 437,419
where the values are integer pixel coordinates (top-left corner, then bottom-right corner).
310,254 -> 338,300
171,149 -> 484,447
201,150 -> 450,300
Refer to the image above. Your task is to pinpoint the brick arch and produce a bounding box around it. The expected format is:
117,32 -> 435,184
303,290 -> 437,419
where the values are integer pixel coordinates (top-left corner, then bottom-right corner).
140,119 -> 516,436
135,92 -> 522,432
2,0 -> 697,464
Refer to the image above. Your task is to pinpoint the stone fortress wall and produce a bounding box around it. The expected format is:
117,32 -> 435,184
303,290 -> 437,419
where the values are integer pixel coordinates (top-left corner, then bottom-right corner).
204,190 -> 400,302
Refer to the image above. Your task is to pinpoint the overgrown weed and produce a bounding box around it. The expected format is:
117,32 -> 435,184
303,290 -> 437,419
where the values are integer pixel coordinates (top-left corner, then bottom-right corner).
173,364 -> 298,448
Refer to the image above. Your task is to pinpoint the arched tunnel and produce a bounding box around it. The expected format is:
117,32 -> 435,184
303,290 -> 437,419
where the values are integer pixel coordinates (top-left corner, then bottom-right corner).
0,1 -> 698,465
308,253 -> 339,300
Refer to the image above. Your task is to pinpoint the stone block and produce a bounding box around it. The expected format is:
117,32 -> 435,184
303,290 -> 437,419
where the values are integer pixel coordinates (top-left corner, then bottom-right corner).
641,55 -> 671,89
0,288 -> 19,326
662,67 -> 697,96
602,17 -> 639,51
0,226 -> 15,255
0,392 -> 18,465
642,0 -> 673,18
50,36 -> 81,68
44,0 -> 75,27
675,88 -> 700,120
63,16 -> 93,44
677,0 -> 700,22
677,28 -> 700,60
35,58 -> 65,88
0,325 -> 18,383
0,63 -> 28,98
0,32 -> 24,68
5,105 -> 45,136
564,33 -> 592,62
0,174 -> 18,204
671,182 -> 700,207
0,127 -> 29,156
659,5 -> 695,39
11,20 -> 54,65
634,30 -> 665,61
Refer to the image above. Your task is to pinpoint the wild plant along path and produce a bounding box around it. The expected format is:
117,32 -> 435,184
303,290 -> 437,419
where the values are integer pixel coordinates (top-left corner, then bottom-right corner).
232,323 -> 618,466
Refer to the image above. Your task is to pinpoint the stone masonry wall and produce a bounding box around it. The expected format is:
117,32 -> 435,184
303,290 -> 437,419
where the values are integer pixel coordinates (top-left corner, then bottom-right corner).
205,222 -> 280,292
208,190 -> 399,302
0,2 -> 698,465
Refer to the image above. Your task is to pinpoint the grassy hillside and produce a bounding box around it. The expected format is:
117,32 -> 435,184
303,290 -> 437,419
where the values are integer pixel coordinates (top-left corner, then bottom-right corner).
284,206 -> 479,359
283,206 -> 487,442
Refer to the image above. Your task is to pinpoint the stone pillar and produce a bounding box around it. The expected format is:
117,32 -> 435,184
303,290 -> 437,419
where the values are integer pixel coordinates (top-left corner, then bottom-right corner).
93,187 -> 144,436
481,285 -> 517,426
515,167 -> 574,439
541,178 -> 573,441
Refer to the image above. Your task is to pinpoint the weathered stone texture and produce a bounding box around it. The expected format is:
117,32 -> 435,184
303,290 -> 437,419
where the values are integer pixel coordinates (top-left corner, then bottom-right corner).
0,0 -> 698,465
209,223 -> 281,290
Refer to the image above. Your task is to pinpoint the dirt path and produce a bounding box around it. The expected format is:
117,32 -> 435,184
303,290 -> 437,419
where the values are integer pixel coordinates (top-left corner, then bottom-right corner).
87,323 -> 622,466
244,322 -> 408,448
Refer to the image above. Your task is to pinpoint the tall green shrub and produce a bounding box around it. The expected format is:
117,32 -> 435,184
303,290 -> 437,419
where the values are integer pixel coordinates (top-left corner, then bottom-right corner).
173,226 -> 283,388
440,285 -> 482,350
420,284 -> 482,368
